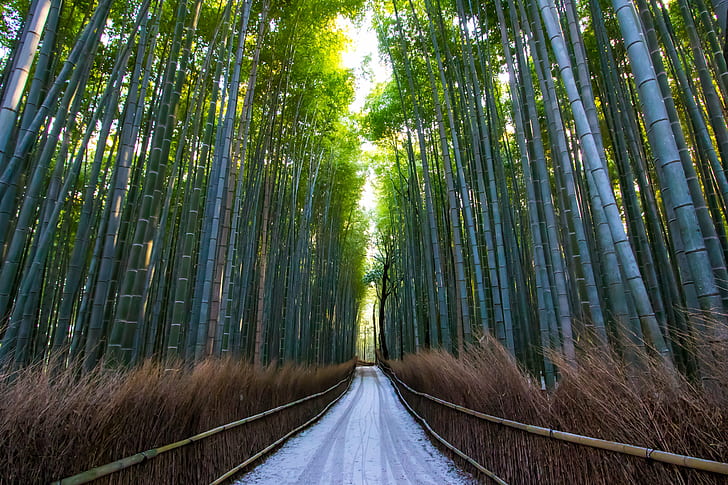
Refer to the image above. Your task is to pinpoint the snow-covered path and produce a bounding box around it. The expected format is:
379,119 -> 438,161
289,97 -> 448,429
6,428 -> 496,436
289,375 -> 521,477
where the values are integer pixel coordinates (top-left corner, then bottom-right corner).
235,366 -> 473,484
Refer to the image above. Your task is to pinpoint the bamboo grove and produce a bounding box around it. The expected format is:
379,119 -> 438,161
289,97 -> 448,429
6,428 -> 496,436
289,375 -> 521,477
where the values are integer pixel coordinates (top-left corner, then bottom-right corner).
365,0 -> 728,384
0,0 -> 370,370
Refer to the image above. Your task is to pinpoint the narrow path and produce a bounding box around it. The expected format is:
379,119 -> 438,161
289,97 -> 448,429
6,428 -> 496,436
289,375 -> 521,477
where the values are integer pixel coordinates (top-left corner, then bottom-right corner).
235,366 -> 474,484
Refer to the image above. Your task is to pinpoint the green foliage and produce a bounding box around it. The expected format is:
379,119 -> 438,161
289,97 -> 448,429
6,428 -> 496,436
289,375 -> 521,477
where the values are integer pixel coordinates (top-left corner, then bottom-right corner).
362,80 -> 405,140
0,0 -> 28,51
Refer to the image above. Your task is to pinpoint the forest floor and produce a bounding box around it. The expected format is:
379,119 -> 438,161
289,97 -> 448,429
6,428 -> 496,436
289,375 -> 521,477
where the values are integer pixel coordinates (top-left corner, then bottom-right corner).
235,366 -> 473,485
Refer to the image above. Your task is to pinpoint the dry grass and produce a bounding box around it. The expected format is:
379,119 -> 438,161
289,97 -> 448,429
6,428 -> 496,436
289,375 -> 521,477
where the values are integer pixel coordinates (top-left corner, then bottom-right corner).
0,358 -> 354,484
386,338 -> 728,484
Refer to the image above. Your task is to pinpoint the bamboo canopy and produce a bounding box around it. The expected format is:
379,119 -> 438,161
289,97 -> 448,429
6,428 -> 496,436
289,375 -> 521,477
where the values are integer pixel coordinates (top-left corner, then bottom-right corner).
365,0 -> 728,383
0,0 -> 728,385
0,0 -> 369,370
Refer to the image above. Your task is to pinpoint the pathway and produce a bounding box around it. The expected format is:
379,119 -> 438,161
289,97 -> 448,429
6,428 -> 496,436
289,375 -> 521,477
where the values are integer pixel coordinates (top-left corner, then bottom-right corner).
235,366 -> 473,484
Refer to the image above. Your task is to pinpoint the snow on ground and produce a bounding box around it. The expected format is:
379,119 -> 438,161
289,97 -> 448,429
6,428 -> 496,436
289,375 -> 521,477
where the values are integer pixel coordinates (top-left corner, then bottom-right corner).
235,366 -> 474,485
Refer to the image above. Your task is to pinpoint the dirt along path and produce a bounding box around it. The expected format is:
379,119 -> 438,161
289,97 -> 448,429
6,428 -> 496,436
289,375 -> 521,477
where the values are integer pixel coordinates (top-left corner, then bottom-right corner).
235,366 -> 474,484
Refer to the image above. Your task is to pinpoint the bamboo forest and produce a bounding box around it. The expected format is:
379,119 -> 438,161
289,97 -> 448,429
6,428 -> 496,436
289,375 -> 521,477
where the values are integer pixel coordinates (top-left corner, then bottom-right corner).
1,0 -> 728,482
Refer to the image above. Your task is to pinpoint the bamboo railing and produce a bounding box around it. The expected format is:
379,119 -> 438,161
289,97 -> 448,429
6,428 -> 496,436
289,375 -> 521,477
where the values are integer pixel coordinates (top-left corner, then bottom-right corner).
380,365 -> 509,484
53,373 -> 353,485
209,375 -> 353,484
379,362 -> 728,477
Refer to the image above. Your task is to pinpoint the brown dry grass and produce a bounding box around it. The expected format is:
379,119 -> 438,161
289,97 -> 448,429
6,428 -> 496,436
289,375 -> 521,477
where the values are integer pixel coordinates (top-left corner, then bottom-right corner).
386,338 -> 728,484
0,358 -> 354,484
